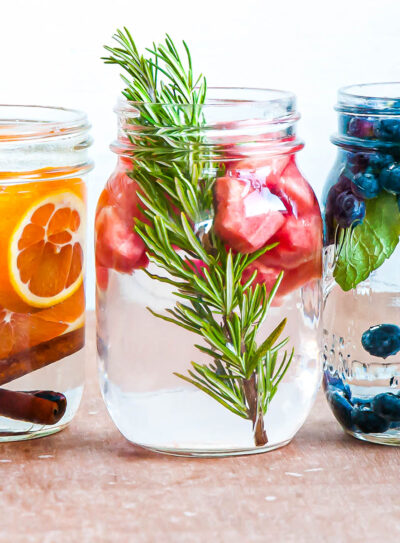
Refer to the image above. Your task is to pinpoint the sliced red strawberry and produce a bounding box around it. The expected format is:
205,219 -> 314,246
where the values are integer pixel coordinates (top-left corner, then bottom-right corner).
214,176 -> 286,253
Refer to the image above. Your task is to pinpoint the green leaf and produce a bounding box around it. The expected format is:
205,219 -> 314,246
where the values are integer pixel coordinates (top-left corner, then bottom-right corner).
334,192 -> 400,291
174,372 -> 247,418
246,318 -> 287,377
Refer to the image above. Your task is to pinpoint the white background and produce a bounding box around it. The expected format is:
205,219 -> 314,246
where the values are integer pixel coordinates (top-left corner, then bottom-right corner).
1,0 -> 400,308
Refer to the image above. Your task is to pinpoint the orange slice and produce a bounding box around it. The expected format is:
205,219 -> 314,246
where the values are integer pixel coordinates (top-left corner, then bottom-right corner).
8,190 -> 85,308
0,287 -> 84,360
38,284 -> 85,332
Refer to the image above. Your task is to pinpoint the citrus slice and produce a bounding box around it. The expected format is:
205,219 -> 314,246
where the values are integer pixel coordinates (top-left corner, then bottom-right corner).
0,285 -> 84,359
9,191 -> 85,308
37,284 -> 85,333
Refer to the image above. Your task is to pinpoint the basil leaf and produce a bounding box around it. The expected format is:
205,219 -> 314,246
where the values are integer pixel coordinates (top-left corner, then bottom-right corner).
334,192 -> 400,291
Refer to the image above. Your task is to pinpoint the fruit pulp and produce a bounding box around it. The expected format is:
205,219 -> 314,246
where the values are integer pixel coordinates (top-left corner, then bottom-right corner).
0,176 -> 86,439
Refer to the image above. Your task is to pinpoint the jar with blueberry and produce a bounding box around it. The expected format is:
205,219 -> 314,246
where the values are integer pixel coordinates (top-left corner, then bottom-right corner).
323,83 -> 400,445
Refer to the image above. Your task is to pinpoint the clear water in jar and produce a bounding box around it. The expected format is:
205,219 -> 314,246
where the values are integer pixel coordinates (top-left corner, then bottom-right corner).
0,351 -> 84,441
0,176 -> 86,440
98,266 -> 321,456
323,245 -> 400,444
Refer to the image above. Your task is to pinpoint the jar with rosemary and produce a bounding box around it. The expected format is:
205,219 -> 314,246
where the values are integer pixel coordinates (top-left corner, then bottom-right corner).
96,29 -> 322,456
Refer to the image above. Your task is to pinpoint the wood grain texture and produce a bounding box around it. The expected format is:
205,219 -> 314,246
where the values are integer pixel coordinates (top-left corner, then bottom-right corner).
0,312 -> 398,543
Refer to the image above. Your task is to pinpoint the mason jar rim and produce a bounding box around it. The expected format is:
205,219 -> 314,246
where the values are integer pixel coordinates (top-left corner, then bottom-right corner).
0,104 -> 91,143
336,82 -> 400,115
112,87 -> 303,158
116,86 -> 296,108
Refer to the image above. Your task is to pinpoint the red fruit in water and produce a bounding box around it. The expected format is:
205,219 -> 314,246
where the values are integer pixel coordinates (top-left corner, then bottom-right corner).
95,163 -> 149,275
280,258 -> 321,295
242,257 -> 321,306
229,156 -> 290,190
95,205 -> 148,274
96,265 -> 109,291
259,213 -> 322,270
104,162 -> 145,223
184,258 -> 208,278
272,158 -> 318,216
214,176 -> 286,253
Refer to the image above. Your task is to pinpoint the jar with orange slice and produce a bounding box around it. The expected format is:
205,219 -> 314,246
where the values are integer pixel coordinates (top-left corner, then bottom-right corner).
0,105 -> 91,440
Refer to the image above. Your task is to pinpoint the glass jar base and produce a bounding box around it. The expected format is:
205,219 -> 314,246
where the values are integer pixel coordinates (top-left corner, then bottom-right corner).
346,429 -> 400,447
0,423 -> 69,443
0,385 -> 83,442
127,438 -> 292,458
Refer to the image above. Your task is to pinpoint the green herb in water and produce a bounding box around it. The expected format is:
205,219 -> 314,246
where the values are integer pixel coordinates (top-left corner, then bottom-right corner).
103,28 -> 293,446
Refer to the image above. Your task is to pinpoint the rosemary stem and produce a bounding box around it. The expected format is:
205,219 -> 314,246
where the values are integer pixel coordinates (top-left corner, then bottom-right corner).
243,373 -> 268,447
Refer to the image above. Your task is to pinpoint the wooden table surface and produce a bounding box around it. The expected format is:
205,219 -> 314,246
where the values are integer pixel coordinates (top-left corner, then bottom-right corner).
0,313 -> 399,543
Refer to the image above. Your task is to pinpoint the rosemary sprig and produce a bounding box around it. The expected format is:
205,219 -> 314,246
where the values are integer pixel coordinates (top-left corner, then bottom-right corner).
104,28 -> 293,446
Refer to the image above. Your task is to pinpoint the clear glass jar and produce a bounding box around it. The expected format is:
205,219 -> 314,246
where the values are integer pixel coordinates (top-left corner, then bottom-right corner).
0,105 -> 92,441
96,88 -> 322,457
323,83 -> 400,445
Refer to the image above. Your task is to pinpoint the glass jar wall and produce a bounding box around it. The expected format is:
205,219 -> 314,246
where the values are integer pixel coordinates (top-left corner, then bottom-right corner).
322,83 -> 400,445
0,105 -> 92,440
96,89 -> 322,457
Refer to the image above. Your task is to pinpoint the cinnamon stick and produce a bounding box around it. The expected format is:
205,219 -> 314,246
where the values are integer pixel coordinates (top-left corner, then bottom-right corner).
0,327 -> 84,387
0,389 -> 67,425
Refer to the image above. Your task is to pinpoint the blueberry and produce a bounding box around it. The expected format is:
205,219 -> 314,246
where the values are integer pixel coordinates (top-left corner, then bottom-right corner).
376,119 -> 400,141
352,397 -> 372,409
367,152 -> 394,170
372,393 -> 400,421
361,324 -> 400,358
352,408 -> 390,433
334,191 -> 366,228
323,371 -> 352,400
347,152 -> 370,173
327,391 -> 353,429
351,172 -> 380,199
379,165 -> 400,194
347,117 -> 376,139
336,172 -> 353,192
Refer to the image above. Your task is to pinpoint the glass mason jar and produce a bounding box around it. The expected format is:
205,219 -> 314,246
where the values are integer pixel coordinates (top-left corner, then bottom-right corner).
323,83 -> 400,445
0,105 -> 91,441
96,88 -> 322,457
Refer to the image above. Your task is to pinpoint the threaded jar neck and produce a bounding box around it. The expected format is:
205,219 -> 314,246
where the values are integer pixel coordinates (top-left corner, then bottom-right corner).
0,105 -> 93,181
111,87 -> 304,160
332,83 -> 400,152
